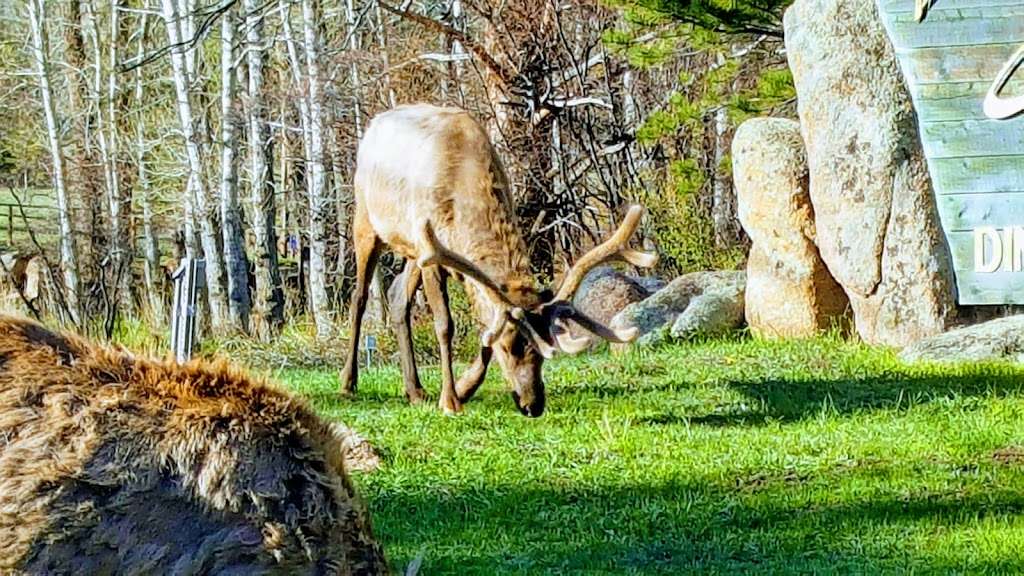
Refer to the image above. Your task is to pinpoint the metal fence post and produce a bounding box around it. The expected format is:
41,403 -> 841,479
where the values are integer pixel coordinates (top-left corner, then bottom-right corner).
170,258 -> 205,363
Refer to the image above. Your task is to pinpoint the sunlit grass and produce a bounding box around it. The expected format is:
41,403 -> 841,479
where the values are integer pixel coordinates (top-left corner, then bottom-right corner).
274,335 -> 1024,574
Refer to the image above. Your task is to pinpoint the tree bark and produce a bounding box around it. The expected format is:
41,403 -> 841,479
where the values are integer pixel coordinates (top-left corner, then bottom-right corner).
711,103 -> 735,248
219,6 -> 251,332
84,0 -> 133,313
160,0 -> 231,331
243,0 -> 284,339
300,0 -> 332,338
27,0 -> 82,324
133,13 -> 164,322
61,0 -> 105,311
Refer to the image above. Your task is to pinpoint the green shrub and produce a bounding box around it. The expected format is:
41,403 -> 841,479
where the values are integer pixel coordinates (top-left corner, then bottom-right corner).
633,166 -> 746,275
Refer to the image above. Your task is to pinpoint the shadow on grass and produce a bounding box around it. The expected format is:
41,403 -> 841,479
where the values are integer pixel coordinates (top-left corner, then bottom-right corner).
638,371 -> 1024,428
367,476 -> 1024,574
736,371 -> 1024,420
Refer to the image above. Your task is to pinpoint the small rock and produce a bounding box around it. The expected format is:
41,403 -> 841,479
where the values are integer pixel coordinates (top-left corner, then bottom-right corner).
611,270 -> 745,346
633,276 -> 668,294
899,316 -> 1024,363
331,423 -> 381,473
671,288 -> 745,340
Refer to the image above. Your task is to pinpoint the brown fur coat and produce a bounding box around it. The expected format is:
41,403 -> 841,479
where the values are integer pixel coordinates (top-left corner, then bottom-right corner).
0,315 -> 386,575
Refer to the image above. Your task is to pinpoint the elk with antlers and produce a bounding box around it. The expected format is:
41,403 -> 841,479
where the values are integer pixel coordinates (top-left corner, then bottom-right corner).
339,104 -> 656,416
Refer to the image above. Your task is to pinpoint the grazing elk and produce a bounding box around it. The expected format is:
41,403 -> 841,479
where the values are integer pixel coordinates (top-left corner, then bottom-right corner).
339,104 -> 656,417
0,315 -> 386,575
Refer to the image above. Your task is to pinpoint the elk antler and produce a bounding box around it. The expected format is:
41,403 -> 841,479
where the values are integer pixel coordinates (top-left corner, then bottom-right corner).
554,205 -> 658,303
550,320 -> 591,354
546,301 -> 639,348
418,221 -> 515,308
418,221 -> 555,353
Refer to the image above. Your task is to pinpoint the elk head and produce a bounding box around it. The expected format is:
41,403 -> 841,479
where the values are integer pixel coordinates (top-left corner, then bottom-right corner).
418,205 -> 657,416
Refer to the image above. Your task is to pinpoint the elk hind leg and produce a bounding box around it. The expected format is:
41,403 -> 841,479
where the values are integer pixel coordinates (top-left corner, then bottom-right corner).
422,266 -> 460,414
389,259 -> 426,403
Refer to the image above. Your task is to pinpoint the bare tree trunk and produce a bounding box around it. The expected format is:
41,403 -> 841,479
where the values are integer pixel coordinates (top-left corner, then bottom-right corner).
373,1 -> 397,108
711,103 -> 734,248
219,6 -> 251,332
243,0 -> 284,339
133,13 -> 164,322
61,0 -> 105,315
84,0 -> 133,314
107,0 -> 132,309
300,0 -> 332,338
281,0 -> 314,321
160,0 -> 230,331
27,0 -> 81,324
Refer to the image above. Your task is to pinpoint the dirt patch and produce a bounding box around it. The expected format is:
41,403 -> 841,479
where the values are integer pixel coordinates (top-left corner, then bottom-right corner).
992,447 -> 1024,465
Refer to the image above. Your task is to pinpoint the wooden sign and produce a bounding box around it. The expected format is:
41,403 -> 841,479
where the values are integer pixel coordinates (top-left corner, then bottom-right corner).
877,0 -> 1024,304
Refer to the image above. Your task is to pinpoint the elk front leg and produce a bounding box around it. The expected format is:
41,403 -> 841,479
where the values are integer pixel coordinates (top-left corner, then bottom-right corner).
422,266 -> 460,414
339,209 -> 381,396
456,346 -> 492,403
388,259 -> 427,403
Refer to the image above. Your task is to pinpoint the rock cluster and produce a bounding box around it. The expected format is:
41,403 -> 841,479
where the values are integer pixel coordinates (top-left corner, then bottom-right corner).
733,118 -> 848,338
732,0 -> 957,347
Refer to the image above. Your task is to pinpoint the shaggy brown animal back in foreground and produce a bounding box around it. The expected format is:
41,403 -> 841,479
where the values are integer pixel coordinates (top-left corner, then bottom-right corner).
0,315 -> 386,575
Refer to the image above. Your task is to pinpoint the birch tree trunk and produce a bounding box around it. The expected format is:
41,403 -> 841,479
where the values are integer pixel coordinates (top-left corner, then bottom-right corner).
27,0 -> 81,324
711,104 -> 734,248
61,0 -> 104,303
85,0 -> 133,311
107,0 -> 132,308
160,0 -> 231,331
374,2 -> 397,109
243,0 -> 284,339
280,6 -> 312,316
300,0 -> 332,338
219,7 -> 251,331
133,13 -> 164,322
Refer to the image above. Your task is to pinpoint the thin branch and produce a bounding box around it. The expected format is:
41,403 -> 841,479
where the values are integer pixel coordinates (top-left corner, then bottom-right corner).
378,0 -> 515,91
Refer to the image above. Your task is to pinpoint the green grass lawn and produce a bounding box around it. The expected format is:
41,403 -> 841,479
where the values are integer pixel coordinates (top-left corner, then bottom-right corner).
274,336 -> 1024,574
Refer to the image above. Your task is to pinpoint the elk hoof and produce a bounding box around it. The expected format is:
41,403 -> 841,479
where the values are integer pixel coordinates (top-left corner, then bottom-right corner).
406,387 -> 428,405
439,397 -> 463,415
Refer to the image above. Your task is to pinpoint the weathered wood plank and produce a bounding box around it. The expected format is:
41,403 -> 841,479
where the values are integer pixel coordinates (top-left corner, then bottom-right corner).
912,81 -> 1024,121
883,8 -> 1024,49
881,0 -> 1024,13
953,271 -> 1024,304
896,43 -> 1022,84
947,230 -> 1024,270
938,193 -> 1024,230
920,117 -> 1024,158
879,0 -> 1024,304
928,156 -> 1024,194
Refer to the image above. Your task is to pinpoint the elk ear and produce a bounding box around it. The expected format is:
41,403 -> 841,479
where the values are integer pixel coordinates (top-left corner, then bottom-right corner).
510,308 -> 556,359
538,288 -> 555,303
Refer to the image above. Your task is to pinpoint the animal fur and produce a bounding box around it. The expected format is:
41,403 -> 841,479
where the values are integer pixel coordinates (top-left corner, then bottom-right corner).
0,315 -> 387,575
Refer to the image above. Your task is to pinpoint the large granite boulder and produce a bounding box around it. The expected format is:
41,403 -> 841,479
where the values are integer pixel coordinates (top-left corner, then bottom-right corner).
611,270 -> 745,346
784,0 -> 956,347
733,117 -> 849,338
900,316 -> 1024,363
670,286 -> 745,340
572,266 -> 653,327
